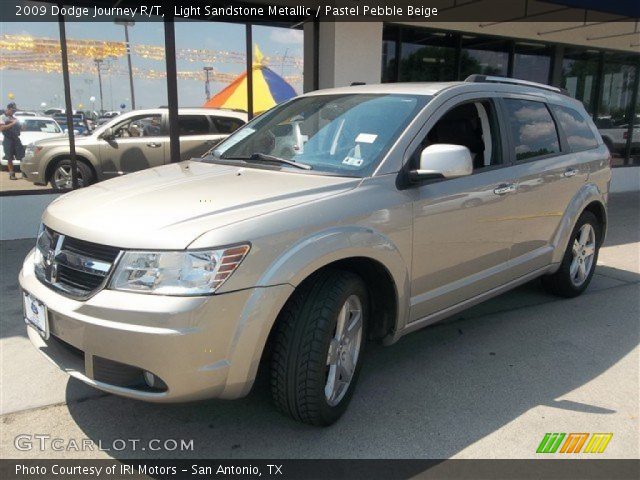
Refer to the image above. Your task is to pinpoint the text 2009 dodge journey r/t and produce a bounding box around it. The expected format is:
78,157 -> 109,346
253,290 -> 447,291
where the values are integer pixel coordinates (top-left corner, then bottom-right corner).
20,76 -> 611,425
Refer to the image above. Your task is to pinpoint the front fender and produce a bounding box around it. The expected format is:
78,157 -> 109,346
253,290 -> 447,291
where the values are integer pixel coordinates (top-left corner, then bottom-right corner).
42,147 -> 98,180
257,226 -> 411,335
550,182 -> 608,266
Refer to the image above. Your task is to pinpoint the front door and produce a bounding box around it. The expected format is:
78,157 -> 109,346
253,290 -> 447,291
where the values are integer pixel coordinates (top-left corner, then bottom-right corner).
99,113 -> 166,176
408,97 -> 518,323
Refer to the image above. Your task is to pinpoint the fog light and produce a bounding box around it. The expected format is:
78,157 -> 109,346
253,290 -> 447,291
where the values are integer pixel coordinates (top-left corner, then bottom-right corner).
143,371 -> 155,388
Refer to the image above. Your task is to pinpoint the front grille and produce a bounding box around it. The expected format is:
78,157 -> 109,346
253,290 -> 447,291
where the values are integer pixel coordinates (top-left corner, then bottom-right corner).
56,264 -> 105,291
35,227 -> 121,299
62,236 -> 120,263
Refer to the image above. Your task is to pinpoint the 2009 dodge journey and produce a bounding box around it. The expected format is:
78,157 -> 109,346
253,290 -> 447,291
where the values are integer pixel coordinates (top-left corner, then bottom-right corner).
20,76 -> 611,425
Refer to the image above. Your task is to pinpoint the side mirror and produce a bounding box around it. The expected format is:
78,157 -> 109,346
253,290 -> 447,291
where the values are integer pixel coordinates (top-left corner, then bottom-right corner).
409,144 -> 473,182
100,127 -> 114,140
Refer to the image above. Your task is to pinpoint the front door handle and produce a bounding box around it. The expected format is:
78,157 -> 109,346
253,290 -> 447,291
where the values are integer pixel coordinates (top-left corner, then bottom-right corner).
563,168 -> 578,178
493,183 -> 516,195
146,142 -> 161,148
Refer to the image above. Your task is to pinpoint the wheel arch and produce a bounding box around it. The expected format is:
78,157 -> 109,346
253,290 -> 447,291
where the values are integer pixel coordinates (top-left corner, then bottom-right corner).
45,152 -> 97,184
551,183 -> 608,265
257,226 -> 410,339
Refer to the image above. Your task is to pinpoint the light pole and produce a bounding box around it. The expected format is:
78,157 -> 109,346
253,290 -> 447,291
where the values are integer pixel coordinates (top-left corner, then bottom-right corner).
203,66 -> 213,101
115,18 -> 136,110
94,58 -> 104,113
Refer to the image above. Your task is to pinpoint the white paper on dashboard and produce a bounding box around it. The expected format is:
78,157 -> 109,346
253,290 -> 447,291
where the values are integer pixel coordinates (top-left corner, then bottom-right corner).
355,133 -> 377,144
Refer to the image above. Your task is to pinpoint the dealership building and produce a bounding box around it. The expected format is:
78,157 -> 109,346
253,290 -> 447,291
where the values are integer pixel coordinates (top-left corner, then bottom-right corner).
1,0 -> 639,239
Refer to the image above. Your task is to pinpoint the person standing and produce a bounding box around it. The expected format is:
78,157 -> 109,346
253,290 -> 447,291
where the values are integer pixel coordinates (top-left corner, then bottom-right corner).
0,102 -> 24,181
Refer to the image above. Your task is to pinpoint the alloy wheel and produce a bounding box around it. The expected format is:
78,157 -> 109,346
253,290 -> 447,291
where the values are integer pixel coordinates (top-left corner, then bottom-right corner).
569,223 -> 596,287
325,294 -> 363,407
53,165 -> 84,189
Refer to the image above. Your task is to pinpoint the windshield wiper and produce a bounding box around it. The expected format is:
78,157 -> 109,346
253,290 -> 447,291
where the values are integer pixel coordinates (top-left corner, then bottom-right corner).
224,153 -> 312,170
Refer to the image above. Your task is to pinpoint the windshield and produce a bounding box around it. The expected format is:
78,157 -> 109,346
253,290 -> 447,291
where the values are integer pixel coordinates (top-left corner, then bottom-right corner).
210,93 -> 429,176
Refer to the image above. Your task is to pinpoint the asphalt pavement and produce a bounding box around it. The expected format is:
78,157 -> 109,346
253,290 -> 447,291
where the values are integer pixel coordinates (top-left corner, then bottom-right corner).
0,193 -> 638,459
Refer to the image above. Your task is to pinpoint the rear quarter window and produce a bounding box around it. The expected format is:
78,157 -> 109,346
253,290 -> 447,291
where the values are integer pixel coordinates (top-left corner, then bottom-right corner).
211,116 -> 245,134
504,99 -> 560,161
550,104 -> 599,152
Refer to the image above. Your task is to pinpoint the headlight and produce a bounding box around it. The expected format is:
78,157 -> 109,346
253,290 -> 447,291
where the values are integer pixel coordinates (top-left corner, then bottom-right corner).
33,223 -> 51,277
109,244 -> 250,295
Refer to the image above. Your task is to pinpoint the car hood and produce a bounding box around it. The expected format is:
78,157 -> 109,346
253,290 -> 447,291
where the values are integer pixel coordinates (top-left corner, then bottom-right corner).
43,161 -> 360,249
33,133 -> 91,147
21,132 -> 66,145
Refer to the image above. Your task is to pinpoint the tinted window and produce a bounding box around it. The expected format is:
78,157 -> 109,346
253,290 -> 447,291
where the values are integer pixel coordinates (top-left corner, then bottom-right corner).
178,115 -> 211,135
550,104 -> 598,152
211,116 -> 244,134
504,99 -> 560,161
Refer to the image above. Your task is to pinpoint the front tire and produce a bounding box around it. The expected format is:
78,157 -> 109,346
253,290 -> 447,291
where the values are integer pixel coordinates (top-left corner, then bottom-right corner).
542,211 -> 601,297
50,159 -> 95,190
270,269 -> 369,426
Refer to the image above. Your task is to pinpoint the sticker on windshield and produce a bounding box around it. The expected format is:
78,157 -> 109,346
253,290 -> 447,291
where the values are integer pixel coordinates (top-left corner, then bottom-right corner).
355,133 -> 377,144
342,156 -> 364,167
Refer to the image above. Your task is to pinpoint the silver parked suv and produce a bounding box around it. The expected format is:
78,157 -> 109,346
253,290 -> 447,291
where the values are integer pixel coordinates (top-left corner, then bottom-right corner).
20,76 -> 611,425
20,108 -> 246,190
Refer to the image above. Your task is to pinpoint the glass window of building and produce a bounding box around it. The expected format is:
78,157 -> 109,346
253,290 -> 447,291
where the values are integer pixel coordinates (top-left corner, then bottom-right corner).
561,49 -> 600,115
398,30 -> 458,82
596,59 -> 636,166
0,13 -> 65,193
504,99 -> 560,161
460,36 -> 509,78
513,43 -> 552,84
381,25 -> 399,83
630,78 -> 640,166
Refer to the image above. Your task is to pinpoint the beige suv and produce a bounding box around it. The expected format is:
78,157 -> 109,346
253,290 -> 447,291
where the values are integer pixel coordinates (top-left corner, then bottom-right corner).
20,108 -> 246,189
20,77 -> 610,425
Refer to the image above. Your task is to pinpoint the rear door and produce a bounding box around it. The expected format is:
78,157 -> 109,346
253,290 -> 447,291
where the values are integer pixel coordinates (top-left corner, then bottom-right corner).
177,115 -> 225,160
500,96 -> 588,277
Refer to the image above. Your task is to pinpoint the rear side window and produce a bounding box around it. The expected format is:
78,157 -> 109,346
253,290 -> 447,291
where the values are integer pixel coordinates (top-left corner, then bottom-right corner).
178,115 -> 211,135
550,104 -> 598,152
211,116 -> 244,134
504,99 -> 560,161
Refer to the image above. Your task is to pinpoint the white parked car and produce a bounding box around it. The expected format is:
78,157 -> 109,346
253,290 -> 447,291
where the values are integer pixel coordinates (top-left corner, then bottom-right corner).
1,116 -> 64,167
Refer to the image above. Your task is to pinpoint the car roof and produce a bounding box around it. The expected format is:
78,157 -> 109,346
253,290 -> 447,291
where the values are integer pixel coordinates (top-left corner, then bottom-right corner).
303,82 -> 462,97
19,116 -> 60,122
301,80 -> 584,111
119,107 -> 247,120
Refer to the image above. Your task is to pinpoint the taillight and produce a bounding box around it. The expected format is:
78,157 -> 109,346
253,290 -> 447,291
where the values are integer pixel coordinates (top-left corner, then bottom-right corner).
623,131 -> 628,140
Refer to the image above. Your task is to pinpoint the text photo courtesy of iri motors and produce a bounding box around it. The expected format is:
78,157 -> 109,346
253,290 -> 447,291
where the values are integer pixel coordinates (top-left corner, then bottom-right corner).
0,1 -> 638,479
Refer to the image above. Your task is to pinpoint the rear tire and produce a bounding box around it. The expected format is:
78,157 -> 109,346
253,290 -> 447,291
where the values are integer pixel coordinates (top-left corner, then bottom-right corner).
542,211 -> 601,298
270,269 -> 369,426
50,159 -> 95,190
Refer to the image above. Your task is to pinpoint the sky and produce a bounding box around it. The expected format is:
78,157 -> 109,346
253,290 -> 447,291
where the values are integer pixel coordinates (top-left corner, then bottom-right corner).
0,20 -> 304,111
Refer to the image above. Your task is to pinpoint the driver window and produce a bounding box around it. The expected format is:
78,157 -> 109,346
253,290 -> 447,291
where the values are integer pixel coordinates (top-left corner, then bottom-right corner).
114,115 -> 162,138
412,100 -> 502,171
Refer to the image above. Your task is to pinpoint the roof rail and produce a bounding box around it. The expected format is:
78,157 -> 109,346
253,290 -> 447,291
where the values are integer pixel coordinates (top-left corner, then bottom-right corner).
464,74 -> 568,95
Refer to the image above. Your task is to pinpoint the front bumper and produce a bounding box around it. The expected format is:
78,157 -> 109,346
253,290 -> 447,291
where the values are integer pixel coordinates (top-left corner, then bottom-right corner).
19,250 -> 294,402
18,155 -> 45,184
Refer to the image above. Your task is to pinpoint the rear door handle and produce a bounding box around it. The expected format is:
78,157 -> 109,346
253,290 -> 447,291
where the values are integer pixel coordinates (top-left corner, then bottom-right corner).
563,168 -> 578,178
493,183 -> 516,195
146,142 -> 161,148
